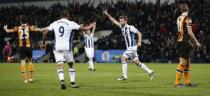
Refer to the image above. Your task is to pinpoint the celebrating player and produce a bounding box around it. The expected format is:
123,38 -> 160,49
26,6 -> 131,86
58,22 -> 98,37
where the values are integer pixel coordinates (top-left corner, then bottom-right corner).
82,22 -> 96,71
103,10 -> 154,80
42,10 -> 96,89
4,16 -> 42,83
174,3 -> 200,87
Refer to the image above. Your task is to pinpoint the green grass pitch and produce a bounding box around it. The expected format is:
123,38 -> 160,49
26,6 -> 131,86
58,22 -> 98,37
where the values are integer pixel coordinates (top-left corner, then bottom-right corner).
0,63 -> 210,96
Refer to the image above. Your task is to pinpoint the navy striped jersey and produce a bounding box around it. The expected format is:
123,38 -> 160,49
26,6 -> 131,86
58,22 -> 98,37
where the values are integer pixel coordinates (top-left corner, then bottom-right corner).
84,33 -> 94,48
121,24 -> 139,50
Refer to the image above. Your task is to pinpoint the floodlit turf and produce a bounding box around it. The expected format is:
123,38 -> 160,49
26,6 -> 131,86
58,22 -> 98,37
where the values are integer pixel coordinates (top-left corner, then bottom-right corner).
0,63 -> 210,96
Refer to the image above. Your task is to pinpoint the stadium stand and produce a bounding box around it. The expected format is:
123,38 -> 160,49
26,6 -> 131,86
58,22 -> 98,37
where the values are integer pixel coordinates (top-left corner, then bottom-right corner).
0,0 -> 209,63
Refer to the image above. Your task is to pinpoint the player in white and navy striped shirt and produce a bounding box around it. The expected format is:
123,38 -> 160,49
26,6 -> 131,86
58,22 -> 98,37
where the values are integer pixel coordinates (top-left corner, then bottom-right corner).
83,22 -> 96,71
103,10 -> 154,81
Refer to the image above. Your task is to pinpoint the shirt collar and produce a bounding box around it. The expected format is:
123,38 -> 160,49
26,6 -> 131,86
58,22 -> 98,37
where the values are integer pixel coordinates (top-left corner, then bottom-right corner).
181,12 -> 188,16
122,24 -> 128,28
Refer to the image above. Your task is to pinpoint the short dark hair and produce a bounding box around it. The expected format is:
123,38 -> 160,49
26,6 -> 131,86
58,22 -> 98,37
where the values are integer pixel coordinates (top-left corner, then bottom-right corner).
20,15 -> 28,24
119,15 -> 128,21
180,3 -> 189,12
60,10 -> 70,18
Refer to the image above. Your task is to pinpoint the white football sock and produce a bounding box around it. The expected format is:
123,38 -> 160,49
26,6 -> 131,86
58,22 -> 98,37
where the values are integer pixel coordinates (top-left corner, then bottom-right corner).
122,61 -> 127,78
57,68 -> 64,81
69,68 -> 76,82
139,62 -> 152,74
88,61 -> 91,68
89,60 -> 94,69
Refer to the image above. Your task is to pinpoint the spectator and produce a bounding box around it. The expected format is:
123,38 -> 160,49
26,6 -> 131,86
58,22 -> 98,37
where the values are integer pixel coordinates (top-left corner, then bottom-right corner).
3,41 -> 12,62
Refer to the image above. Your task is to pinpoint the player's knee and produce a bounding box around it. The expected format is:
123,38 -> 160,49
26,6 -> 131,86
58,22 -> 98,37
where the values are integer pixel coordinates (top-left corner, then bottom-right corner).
179,58 -> 187,65
27,58 -> 32,63
132,57 -> 139,65
133,60 -> 139,65
89,57 -> 93,61
21,60 -> 26,65
121,56 -> 127,62
57,62 -> 64,69
57,66 -> 63,70
68,61 -> 74,68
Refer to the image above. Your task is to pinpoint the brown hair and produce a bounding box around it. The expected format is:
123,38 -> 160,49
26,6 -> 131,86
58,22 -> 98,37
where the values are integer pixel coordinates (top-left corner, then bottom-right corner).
60,10 -> 70,18
119,15 -> 128,21
180,3 -> 189,12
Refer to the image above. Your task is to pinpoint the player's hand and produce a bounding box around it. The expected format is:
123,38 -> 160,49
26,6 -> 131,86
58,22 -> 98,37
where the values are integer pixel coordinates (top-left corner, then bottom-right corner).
3,25 -> 8,30
92,22 -> 96,27
41,43 -> 46,50
93,22 -> 96,25
103,10 -> 109,16
137,42 -> 141,48
195,42 -> 201,48
90,23 -> 95,28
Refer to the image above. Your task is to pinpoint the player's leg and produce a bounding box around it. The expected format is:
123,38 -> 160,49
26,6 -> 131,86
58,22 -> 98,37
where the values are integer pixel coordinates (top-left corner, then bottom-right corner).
28,58 -> 34,82
133,52 -> 154,80
20,59 -> 28,83
183,58 -> 191,86
19,47 -> 28,83
118,51 -> 129,80
88,48 -> 95,71
85,48 -> 95,71
88,57 -> 95,71
54,50 -> 66,89
183,43 -> 192,86
27,47 -> 34,82
57,62 -> 66,89
65,51 -> 79,88
85,48 -> 90,69
174,57 -> 187,87
175,42 -> 192,87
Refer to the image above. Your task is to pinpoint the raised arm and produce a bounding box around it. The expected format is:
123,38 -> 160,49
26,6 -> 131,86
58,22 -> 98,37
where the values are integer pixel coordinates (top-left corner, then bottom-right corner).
103,10 -> 121,27
136,31 -> 142,47
3,25 -> 15,33
79,22 -> 96,31
91,22 -> 96,35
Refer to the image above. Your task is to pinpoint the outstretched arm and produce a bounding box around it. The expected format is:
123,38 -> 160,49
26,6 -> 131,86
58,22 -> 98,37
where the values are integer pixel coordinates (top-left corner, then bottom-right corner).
42,28 -> 49,46
103,10 -> 121,27
79,22 -> 96,31
91,22 -> 96,35
3,25 -> 15,33
30,25 -> 45,32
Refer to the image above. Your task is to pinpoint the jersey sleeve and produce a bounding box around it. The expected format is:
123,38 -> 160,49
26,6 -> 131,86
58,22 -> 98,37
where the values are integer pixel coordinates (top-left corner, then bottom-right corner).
47,22 -> 55,31
71,21 -> 81,30
130,26 -> 139,33
12,26 -> 18,32
185,16 -> 192,28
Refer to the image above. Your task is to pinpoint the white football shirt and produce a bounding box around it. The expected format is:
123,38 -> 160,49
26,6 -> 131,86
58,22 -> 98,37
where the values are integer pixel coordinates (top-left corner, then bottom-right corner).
48,18 -> 80,50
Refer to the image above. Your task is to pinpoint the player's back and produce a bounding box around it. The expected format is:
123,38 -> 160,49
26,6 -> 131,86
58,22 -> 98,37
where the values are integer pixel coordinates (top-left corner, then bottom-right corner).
13,24 -> 36,48
48,18 -> 80,51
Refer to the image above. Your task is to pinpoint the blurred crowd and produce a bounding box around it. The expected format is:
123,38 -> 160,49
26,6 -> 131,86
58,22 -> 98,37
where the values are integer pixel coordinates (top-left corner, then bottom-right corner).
0,0 -> 209,63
